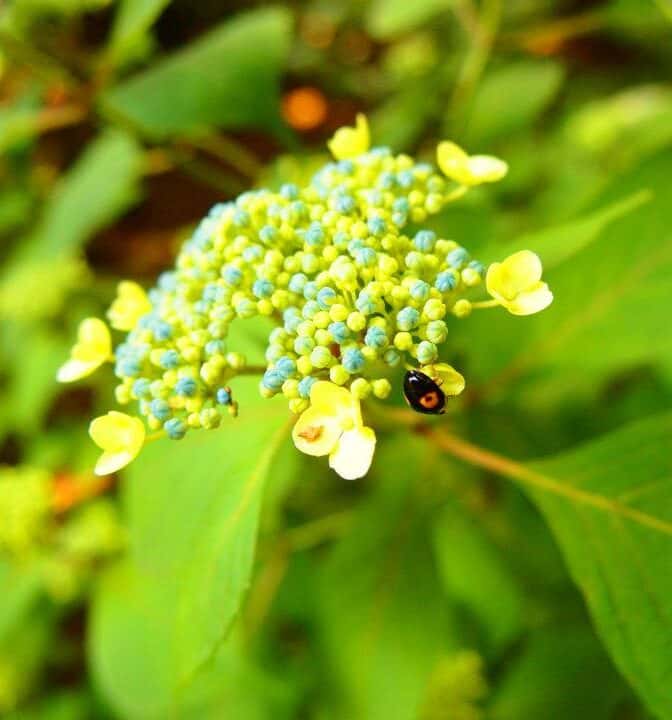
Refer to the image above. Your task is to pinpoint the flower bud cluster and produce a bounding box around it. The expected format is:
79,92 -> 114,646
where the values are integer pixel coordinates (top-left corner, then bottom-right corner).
111,146 -> 487,436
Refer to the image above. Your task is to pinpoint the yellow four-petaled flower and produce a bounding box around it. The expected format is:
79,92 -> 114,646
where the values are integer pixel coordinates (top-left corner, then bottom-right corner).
486,250 -> 553,316
293,382 -> 376,480
437,141 -> 508,187
89,411 -> 146,476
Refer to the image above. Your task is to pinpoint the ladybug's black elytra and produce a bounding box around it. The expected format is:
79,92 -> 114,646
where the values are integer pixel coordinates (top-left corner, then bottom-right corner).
403,370 -> 446,415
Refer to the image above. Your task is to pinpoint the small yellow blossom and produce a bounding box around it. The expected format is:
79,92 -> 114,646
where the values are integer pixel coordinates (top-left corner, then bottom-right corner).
89,411 -> 146,476
422,363 -> 466,396
108,281 -> 152,331
327,114 -> 370,160
292,381 -> 376,480
57,318 -> 111,383
437,141 -> 508,187
486,250 -> 553,316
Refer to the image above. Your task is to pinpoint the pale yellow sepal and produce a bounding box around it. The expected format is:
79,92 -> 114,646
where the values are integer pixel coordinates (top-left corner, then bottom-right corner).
89,411 -> 146,476
437,141 -> 508,187
57,318 -> 111,382
108,280 -> 152,331
327,114 -> 370,160
422,363 -> 466,396
292,381 -> 376,480
486,250 -> 553,316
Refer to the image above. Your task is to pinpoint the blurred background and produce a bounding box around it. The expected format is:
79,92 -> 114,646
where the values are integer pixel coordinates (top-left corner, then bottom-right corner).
1,0 -> 672,718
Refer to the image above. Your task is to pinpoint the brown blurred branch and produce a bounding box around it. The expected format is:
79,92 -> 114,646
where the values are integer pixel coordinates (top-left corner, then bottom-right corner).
34,104 -> 87,133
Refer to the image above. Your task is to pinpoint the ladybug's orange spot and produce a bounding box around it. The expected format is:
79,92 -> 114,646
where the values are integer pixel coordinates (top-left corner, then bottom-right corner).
298,425 -> 324,442
281,87 -> 328,131
419,392 -> 440,409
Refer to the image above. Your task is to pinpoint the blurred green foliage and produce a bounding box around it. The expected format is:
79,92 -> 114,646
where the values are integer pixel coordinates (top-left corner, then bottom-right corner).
0,0 -> 671,718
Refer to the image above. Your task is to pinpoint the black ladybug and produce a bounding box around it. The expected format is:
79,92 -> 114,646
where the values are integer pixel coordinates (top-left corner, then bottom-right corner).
403,370 -> 446,415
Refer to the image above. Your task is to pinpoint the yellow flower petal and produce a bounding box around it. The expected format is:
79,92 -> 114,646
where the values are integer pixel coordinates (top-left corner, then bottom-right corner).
426,363 -> 466,396
292,406 -> 343,457
329,426 -> 376,480
57,317 -> 111,383
89,411 -> 145,475
437,141 -> 508,186
436,141 -> 471,184
57,359 -> 102,383
108,281 -> 152,331
465,154 -> 508,184
506,283 -> 554,316
327,114 -> 370,160
309,381 -> 360,425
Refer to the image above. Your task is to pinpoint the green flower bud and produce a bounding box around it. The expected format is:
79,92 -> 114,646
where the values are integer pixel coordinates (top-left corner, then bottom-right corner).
394,331 -> 414,351
350,377 -> 372,399
346,312 -> 367,332
329,364 -> 350,385
372,378 -> 392,399
452,299 -> 472,318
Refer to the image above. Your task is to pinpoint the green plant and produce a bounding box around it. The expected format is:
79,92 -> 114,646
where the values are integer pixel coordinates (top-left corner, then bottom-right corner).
1,1 -> 671,718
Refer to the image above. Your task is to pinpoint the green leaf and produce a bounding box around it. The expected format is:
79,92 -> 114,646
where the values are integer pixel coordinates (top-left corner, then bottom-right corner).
102,8 -> 291,139
370,82 -> 439,151
489,625 -> 632,720
430,417 -> 672,715
432,501 -> 524,657
462,60 -> 565,147
0,559 -> 43,643
481,189 -> 651,269
0,106 -> 43,154
522,413 -> 672,719
15,129 -> 142,263
91,562 -> 295,720
365,0 -> 457,40
458,150 -> 672,402
317,435 -> 461,720
6,327 -> 69,433
91,376 -> 296,716
0,130 -> 141,327
566,85 -> 672,167
108,0 -> 172,62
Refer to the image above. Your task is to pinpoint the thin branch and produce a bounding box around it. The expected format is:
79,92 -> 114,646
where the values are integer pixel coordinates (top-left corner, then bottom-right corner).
284,509 -> 353,552
188,134 -> 263,180
34,104 -> 87,133
420,425 -> 672,537
450,0 -> 502,123
501,10 -> 604,51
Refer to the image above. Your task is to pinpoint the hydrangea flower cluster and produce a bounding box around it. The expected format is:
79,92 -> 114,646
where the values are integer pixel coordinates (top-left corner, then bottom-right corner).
58,116 -> 553,480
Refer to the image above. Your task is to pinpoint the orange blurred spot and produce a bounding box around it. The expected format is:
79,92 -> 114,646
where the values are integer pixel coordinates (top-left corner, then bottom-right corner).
282,87 -> 328,131
44,82 -> 70,108
52,472 -> 113,514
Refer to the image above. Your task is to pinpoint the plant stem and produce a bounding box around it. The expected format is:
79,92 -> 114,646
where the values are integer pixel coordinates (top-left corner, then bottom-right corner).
284,509 -> 353,551
189,134 -> 263,180
237,365 -> 267,376
421,426 -> 672,535
471,299 -> 498,309
450,0 -> 502,123
34,104 -> 87,133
